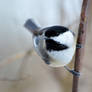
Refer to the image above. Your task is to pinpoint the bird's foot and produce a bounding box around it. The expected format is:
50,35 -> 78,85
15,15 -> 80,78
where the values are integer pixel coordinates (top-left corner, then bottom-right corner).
76,44 -> 83,48
64,66 -> 80,77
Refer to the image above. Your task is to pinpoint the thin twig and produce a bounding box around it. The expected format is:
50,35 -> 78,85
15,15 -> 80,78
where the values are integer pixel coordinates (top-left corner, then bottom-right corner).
72,0 -> 90,92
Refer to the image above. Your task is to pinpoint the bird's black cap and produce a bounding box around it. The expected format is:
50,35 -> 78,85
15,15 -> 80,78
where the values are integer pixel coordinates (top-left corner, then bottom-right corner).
45,26 -> 69,38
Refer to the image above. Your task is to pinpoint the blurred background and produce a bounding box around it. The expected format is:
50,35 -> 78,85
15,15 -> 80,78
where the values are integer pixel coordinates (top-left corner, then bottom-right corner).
0,0 -> 92,92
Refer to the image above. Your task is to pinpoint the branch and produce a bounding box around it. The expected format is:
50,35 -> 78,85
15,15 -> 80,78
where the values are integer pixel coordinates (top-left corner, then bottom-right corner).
72,0 -> 90,92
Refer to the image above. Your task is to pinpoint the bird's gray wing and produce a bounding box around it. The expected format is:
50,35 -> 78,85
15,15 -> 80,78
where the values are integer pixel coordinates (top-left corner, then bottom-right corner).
33,36 -> 51,65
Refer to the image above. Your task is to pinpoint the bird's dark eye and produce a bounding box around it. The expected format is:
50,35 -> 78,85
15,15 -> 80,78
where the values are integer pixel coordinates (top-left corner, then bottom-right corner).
46,39 -> 68,51
45,26 -> 69,38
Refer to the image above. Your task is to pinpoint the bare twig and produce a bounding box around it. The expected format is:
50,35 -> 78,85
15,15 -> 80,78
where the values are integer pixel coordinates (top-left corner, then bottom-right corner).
72,0 -> 90,92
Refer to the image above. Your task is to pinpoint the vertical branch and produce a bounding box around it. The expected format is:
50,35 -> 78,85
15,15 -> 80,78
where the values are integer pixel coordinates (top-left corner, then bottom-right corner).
72,0 -> 90,92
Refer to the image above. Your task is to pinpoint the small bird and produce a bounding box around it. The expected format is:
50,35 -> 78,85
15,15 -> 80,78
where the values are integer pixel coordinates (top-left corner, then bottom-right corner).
24,19 -> 80,76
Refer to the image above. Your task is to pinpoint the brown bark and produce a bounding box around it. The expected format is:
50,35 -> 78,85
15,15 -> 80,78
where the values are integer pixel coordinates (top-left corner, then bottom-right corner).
72,0 -> 90,92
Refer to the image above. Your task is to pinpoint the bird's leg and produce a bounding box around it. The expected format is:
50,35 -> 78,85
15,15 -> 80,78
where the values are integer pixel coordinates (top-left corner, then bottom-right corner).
76,44 -> 82,48
64,66 -> 80,77
66,44 -> 82,76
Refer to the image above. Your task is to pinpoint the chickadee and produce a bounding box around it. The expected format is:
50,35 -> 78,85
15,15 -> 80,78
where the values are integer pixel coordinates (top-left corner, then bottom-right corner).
24,19 -> 80,76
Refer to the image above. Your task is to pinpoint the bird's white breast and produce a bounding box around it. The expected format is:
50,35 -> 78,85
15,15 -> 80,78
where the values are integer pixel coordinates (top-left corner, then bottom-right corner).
47,44 -> 76,67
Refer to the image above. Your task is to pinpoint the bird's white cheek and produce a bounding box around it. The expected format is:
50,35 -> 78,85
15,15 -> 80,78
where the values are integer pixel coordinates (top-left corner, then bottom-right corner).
51,31 -> 74,47
47,46 -> 76,67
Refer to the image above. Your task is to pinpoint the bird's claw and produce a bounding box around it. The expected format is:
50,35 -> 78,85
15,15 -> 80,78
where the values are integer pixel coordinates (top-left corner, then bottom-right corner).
64,66 -> 80,77
76,44 -> 82,48
69,70 -> 80,77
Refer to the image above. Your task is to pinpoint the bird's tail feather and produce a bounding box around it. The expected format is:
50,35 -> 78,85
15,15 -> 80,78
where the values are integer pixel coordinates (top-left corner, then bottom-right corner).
24,19 -> 40,35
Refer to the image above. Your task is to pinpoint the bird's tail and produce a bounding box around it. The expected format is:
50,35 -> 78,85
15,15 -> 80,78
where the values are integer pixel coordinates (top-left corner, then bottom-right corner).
24,19 -> 40,35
